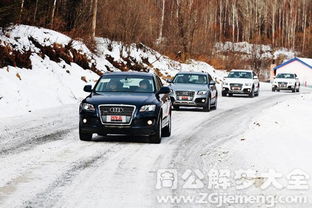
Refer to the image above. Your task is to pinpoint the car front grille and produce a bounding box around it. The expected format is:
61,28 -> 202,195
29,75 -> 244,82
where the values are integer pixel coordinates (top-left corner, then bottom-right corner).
99,105 -> 136,125
176,91 -> 195,101
278,82 -> 288,85
230,83 -> 243,90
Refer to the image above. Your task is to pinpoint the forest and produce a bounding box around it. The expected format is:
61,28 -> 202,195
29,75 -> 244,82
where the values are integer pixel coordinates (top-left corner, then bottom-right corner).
0,0 -> 312,61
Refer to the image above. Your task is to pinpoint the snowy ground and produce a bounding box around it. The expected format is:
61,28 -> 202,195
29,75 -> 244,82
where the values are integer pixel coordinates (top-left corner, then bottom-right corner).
1,84 -> 312,208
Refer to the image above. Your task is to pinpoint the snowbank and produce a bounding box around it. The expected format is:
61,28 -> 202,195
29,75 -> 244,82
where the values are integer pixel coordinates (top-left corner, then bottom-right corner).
216,93 -> 312,206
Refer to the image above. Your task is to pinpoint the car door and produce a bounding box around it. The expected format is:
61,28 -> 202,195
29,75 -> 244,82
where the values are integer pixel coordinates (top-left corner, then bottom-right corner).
208,74 -> 217,102
155,76 -> 170,125
253,72 -> 260,91
294,74 -> 300,86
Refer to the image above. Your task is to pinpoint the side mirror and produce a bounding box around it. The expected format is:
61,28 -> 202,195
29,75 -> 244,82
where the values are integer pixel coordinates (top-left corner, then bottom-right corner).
166,79 -> 172,83
84,85 -> 93,93
158,86 -> 171,94
209,80 -> 216,86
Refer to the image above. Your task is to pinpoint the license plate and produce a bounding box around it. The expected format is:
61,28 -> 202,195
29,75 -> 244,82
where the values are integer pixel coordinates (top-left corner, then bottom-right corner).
279,84 -> 286,88
232,87 -> 241,90
182,96 -> 189,100
107,115 -> 126,122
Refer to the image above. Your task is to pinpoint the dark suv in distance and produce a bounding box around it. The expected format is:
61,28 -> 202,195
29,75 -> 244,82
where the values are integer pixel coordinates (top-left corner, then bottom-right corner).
79,72 -> 172,143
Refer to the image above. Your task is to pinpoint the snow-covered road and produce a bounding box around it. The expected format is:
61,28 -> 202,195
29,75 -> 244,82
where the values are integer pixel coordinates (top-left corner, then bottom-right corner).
1,84 -> 311,208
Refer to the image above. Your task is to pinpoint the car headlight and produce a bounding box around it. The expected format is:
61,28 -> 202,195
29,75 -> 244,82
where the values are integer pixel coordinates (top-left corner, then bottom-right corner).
140,104 -> 156,112
245,83 -> 252,86
197,91 -> 208,95
81,103 -> 95,111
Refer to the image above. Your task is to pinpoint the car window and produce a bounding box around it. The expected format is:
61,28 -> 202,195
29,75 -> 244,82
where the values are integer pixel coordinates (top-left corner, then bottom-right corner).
155,76 -> 163,91
208,74 -> 213,82
95,76 -> 155,93
228,71 -> 252,79
276,74 -> 295,79
173,74 -> 208,84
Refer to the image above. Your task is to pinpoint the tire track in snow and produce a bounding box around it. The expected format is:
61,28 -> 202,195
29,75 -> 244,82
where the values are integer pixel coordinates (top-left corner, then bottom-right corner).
0,127 -> 75,156
22,144 -> 121,208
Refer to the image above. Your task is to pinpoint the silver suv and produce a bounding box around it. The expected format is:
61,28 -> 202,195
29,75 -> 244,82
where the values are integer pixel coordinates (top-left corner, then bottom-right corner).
169,72 -> 218,112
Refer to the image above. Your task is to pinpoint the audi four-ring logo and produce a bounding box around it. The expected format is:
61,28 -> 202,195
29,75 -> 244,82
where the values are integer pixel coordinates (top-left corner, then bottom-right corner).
110,107 -> 123,113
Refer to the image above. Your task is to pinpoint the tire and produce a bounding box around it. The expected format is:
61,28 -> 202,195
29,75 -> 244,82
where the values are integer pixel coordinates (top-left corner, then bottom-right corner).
222,91 -> 227,97
162,114 -> 171,137
277,89 -> 280,92
255,89 -> 259,96
272,87 -> 276,92
203,97 -> 211,112
149,116 -> 162,144
249,87 -> 255,98
211,97 -> 218,110
292,85 -> 296,93
296,87 -> 300,92
79,130 -> 92,141
173,105 -> 180,110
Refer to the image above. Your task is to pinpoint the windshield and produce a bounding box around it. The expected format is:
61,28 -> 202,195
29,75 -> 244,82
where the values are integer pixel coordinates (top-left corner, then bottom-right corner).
276,73 -> 295,79
173,74 -> 208,84
228,71 -> 252,79
95,75 -> 155,93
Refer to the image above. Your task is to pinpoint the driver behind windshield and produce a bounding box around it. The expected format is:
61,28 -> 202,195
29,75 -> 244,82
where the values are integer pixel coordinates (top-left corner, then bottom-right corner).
107,79 -> 122,91
138,79 -> 152,92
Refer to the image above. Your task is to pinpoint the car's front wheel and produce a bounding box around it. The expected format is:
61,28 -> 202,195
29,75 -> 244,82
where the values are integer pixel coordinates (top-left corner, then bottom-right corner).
203,97 -> 211,112
149,116 -> 162,144
173,105 -> 180,110
222,90 -> 227,97
79,130 -> 92,141
249,87 -> 255,98
162,114 -> 171,137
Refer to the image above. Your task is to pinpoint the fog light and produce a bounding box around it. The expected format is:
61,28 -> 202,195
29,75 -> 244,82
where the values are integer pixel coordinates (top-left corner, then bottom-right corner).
147,120 -> 153,125
83,119 -> 87,123
202,99 -> 205,103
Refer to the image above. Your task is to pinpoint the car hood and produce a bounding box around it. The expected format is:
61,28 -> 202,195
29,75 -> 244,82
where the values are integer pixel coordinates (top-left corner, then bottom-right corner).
274,78 -> 294,83
224,78 -> 253,84
84,92 -> 157,106
170,83 -> 208,91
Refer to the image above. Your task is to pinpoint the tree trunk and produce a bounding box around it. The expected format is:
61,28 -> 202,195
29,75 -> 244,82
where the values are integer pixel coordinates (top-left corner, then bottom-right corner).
91,0 -> 98,39
157,0 -> 166,44
51,0 -> 58,27
33,0 -> 39,22
19,0 -> 25,23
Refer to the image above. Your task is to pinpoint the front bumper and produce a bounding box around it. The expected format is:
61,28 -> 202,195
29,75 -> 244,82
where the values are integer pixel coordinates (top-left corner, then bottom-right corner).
272,84 -> 295,90
170,94 -> 208,107
222,86 -> 253,94
79,111 -> 159,136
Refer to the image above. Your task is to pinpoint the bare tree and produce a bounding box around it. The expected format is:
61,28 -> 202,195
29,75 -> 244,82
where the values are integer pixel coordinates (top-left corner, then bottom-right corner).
19,0 -> 25,23
91,0 -> 98,38
51,0 -> 58,27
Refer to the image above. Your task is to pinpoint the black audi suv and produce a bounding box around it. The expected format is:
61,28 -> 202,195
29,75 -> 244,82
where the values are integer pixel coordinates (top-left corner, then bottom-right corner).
79,72 -> 172,143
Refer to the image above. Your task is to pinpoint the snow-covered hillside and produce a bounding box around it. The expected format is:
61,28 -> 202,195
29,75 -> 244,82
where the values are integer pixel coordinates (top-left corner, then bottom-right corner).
215,41 -> 296,60
0,25 -> 224,118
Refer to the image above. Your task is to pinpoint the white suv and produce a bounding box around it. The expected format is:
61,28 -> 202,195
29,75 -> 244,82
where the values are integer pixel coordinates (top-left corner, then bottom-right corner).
222,70 -> 260,97
272,73 -> 300,93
